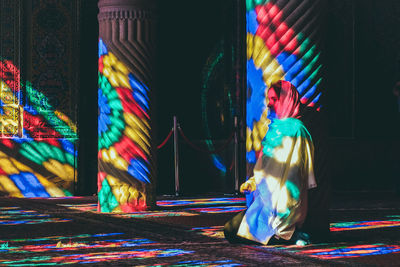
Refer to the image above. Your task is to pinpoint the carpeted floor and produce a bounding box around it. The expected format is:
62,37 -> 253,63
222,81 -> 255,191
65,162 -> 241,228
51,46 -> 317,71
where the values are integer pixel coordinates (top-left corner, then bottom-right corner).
0,192 -> 399,266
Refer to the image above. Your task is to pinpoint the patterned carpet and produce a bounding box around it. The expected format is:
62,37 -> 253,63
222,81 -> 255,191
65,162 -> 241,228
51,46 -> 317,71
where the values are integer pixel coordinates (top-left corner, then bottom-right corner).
0,193 -> 399,266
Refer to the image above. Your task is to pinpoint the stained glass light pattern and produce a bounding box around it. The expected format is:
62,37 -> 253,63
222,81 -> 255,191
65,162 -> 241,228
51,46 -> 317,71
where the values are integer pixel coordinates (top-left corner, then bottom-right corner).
191,226 -> 225,239
0,60 -> 22,136
0,248 -> 193,265
186,206 -> 245,214
98,39 -> 154,212
0,238 -> 155,253
290,244 -> 400,259
157,197 -> 246,207
330,219 -> 400,232
246,0 -> 323,164
0,207 -> 71,225
0,59 -> 77,197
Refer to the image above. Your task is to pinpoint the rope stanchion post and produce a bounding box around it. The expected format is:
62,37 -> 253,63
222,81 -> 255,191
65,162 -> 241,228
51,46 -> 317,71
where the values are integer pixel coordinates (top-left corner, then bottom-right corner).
173,116 -> 180,197
234,115 -> 239,195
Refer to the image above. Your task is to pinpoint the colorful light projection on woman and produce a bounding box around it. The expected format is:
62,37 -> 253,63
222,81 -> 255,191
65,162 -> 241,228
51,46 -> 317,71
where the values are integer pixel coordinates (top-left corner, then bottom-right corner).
98,39 -> 154,212
246,0 -> 323,166
225,81 -> 316,245
0,59 -> 77,197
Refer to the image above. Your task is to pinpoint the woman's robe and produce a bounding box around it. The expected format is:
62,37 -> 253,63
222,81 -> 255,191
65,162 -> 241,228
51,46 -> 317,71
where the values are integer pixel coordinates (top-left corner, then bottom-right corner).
237,117 -> 317,245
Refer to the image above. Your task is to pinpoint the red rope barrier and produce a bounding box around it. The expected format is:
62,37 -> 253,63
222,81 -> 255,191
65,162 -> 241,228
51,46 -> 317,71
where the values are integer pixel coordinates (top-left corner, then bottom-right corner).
157,129 -> 173,149
178,126 -> 235,154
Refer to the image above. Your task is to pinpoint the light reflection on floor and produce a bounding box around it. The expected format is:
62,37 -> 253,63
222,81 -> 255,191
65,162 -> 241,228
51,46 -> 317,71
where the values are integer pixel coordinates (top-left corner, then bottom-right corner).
185,206 -> 245,214
53,198 -> 400,261
157,198 -> 246,207
0,248 -> 194,265
0,207 -> 72,225
59,198 -> 247,216
1,233 -> 124,243
59,203 -> 97,212
330,219 -> 400,231
189,225 -> 400,260
141,259 -> 244,267
0,232 -> 196,265
114,211 -> 197,218
1,238 -> 157,253
190,226 -> 225,239
281,244 -> 400,259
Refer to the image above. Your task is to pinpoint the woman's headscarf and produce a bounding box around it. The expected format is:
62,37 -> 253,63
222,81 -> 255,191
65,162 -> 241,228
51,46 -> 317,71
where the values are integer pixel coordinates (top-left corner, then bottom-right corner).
269,80 -> 301,119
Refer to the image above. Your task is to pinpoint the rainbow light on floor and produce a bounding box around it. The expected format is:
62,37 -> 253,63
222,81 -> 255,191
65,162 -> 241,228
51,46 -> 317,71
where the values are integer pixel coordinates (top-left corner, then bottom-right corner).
157,198 -> 246,207
114,211 -> 197,218
0,238 -> 156,254
290,244 -> 400,259
190,226 -> 224,239
186,206 -> 245,214
59,203 -> 97,212
0,248 -> 193,265
167,260 -> 243,267
0,233 -> 124,243
330,219 -> 400,232
59,203 -> 200,217
0,207 -> 71,225
30,196 -> 88,200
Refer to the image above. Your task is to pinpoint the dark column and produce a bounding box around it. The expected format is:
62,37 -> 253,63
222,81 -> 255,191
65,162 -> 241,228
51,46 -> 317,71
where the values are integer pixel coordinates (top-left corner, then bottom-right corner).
97,0 -> 157,212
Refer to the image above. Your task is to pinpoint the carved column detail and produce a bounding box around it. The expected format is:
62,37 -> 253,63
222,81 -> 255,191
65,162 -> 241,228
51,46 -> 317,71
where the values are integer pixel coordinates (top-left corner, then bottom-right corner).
97,0 -> 157,212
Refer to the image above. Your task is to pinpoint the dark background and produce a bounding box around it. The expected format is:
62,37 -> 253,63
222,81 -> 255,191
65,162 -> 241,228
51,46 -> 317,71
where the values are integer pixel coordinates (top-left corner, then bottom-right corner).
76,0 -> 400,196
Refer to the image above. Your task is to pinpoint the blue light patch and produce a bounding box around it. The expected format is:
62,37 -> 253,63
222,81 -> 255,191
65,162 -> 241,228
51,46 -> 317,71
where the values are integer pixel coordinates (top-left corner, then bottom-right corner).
128,159 -> 150,184
98,38 -> 108,57
9,172 -> 50,197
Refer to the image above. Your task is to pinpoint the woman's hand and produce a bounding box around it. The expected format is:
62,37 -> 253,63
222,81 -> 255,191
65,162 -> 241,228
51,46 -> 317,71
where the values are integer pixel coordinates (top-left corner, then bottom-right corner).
240,178 -> 256,193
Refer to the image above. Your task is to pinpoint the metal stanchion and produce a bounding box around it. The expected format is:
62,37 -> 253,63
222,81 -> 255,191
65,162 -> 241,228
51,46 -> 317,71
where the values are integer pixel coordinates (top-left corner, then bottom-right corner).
234,116 -> 239,195
173,116 -> 180,196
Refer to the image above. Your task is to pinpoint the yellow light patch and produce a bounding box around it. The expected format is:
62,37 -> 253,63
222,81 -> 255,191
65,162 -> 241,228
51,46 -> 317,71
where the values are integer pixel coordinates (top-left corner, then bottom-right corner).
0,151 -> 19,174
123,113 -> 150,134
124,127 -> 150,155
35,175 -> 67,197
0,175 -> 23,197
42,159 -> 75,182
273,137 -> 294,163
102,52 -> 132,89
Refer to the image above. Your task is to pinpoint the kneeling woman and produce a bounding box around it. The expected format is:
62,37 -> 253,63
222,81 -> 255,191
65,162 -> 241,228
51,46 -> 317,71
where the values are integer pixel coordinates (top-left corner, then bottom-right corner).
224,80 -> 317,245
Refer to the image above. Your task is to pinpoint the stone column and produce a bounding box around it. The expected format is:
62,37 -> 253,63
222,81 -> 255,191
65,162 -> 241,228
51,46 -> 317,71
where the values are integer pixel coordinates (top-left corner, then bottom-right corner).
97,0 -> 157,212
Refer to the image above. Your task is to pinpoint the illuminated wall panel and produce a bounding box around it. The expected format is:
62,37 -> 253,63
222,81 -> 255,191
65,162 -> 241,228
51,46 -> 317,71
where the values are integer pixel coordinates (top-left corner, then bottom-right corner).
97,0 -> 157,212
0,60 -> 78,197
246,0 -> 324,169
0,1 -> 79,197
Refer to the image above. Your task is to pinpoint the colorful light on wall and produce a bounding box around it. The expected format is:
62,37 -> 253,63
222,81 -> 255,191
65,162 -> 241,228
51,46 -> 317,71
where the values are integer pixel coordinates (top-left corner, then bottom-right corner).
246,0 -> 324,165
97,39 -> 155,212
201,41 -> 234,176
0,59 -> 77,197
